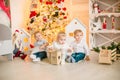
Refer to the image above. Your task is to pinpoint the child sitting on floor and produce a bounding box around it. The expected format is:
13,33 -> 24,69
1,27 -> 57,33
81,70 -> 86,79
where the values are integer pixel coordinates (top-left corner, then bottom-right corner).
48,31 -> 74,64
70,29 -> 90,62
30,31 -> 48,62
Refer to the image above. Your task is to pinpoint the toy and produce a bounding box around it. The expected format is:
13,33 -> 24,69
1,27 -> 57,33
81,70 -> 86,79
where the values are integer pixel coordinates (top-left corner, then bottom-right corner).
92,18 -> 102,31
93,2 -> 99,14
102,17 -> 107,29
111,17 -> 115,29
47,49 -> 62,65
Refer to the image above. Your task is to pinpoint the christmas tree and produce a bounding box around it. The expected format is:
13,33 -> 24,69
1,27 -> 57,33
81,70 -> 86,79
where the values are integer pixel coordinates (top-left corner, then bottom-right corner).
26,0 -> 69,43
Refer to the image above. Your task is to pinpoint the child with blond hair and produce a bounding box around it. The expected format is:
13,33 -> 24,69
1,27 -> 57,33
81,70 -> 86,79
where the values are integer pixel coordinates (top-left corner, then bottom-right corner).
30,31 -> 48,62
49,31 -> 74,64
70,29 -> 90,62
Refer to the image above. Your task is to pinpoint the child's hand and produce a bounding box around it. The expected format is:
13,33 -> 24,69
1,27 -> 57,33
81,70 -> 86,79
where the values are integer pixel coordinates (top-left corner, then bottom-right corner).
67,49 -> 72,53
39,43 -> 48,50
47,46 -> 54,51
85,56 -> 90,61
48,47 -> 53,51
39,45 -> 45,50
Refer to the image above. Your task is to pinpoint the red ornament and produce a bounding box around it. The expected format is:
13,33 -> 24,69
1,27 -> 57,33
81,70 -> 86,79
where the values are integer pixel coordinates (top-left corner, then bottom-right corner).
61,0 -> 64,2
46,1 -> 49,5
43,17 -> 47,22
39,0 -> 42,3
57,0 -> 61,4
49,1 -> 53,5
29,11 -> 37,18
27,27 -> 31,30
62,7 -> 66,11
59,8 -> 61,10
63,16 -> 67,19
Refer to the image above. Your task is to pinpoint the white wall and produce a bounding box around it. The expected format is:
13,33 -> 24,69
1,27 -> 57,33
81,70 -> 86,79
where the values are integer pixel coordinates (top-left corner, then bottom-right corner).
10,0 -> 30,32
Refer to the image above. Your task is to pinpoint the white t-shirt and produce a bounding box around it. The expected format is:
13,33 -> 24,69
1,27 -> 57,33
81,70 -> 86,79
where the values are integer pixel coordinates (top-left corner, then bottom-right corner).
71,39 -> 89,55
52,41 -> 72,55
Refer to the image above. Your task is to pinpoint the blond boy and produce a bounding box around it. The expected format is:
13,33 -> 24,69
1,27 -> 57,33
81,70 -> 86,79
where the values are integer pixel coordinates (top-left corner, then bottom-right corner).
51,32 -> 74,64
70,29 -> 90,62
30,31 -> 48,62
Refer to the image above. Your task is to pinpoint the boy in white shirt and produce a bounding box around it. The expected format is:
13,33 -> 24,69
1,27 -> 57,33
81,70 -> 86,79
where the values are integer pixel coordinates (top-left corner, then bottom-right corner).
70,29 -> 90,62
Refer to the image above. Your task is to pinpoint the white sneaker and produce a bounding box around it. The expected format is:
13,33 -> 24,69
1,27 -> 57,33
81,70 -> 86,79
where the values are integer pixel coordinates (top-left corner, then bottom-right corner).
61,61 -> 65,65
33,58 -> 40,62
30,55 -> 36,59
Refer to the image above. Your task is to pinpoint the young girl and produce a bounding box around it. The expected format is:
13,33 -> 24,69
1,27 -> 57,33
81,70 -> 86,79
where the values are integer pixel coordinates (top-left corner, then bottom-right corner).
50,32 -> 73,64
30,31 -> 48,62
71,29 -> 90,62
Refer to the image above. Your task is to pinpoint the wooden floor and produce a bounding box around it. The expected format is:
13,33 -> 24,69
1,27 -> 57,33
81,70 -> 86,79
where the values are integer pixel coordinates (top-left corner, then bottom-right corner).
0,52 -> 120,80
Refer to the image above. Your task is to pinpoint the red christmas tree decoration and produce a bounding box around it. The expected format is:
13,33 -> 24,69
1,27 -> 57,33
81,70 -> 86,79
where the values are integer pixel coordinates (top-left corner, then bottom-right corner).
27,27 -> 31,30
63,16 -> 67,19
29,11 -> 37,18
61,0 -> 64,2
46,1 -> 49,5
43,17 -> 47,22
39,0 -> 42,3
62,7 -> 66,11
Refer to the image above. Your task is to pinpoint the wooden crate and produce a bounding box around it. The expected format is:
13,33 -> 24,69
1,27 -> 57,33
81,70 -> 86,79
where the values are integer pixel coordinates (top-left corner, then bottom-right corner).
99,49 -> 116,64
47,50 -> 62,65
116,54 -> 120,60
